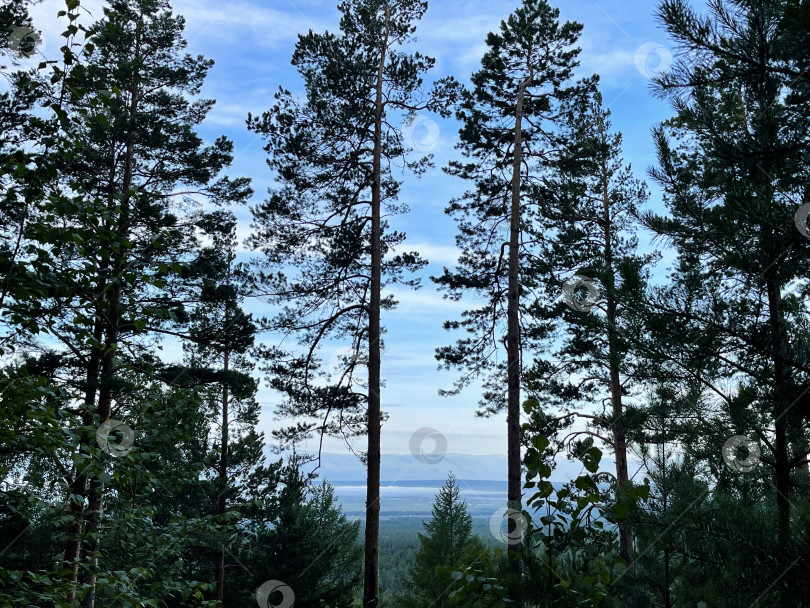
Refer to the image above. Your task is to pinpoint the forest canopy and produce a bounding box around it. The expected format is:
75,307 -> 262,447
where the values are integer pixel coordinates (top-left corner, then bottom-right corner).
1,0 -> 809,607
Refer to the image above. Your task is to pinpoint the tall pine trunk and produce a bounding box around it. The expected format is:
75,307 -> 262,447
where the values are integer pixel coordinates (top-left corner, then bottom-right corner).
78,311 -> 119,608
506,74 -> 531,593
363,6 -> 389,606
600,145 -> 632,563
766,276 -> 791,548
214,348 -> 230,604
763,169 -> 792,608
62,314 -> 104,602
63,319 -> 103,599
767,275 -> 792,608
213,256 -> 234,604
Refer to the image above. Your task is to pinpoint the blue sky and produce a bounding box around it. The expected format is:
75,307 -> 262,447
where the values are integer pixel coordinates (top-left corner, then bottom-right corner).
28,0 -> 681,459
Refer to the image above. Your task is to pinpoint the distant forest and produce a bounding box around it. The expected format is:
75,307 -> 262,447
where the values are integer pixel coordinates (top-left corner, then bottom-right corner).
1,0 -> 810,607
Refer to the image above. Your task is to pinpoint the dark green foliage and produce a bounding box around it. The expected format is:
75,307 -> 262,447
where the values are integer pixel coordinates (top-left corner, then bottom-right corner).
627,432 -> 810,606
433,0 -> 594,413
238,460 -> 363,608
394,475 -> 488,608
0,0 -> 253,604
2,0 -> 810,607
0,0 -> 36,69
639,1 -> 810,605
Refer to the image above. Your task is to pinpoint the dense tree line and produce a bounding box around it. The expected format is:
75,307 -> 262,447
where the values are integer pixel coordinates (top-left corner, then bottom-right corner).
1,0 -> 809,607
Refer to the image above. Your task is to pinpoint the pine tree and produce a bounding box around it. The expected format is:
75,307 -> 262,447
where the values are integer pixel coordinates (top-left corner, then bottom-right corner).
643,1 -> 810,604
396,474 -> 484,608
63,2 -> 248,602
525,93 -> 651,562
247,1 -> 451,604
433,0 -> 594,581
622,386 -> 702,608
178,214 -> 268,604
244,459 -> 363,608
625,385 -> 810,606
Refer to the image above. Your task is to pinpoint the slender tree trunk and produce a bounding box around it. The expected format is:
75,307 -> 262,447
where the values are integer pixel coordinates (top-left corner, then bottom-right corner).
214,349 -> 230,604
63,318 -> 103,600
767,276 -> 791,549
63,470 -> 87,594
79,323 -> 118,607
213,256 -> 233,604
600,150 -> 632,563
79,165 -> 132,608
660,435 -> 672,608
363,6 -> 389,607
764,242 -> 794,608
506,74 -> 531,597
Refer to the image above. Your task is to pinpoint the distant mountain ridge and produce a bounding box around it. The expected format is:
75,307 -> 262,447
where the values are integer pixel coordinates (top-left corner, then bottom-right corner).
331,479 -> 508,490
264,448 -> 616,484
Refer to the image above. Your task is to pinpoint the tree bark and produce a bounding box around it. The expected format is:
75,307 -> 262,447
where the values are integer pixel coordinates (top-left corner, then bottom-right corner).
79,324 -> 117,608
363,5 -> 389,607
63,319 -> 103,600
766,276 -> 791,551
599,137 -> 632,563
214,348 -> 229,604
506,74 -> 531,598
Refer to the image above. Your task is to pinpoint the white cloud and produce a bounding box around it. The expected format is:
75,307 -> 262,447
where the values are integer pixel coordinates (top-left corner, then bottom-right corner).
391,241 -> 461,267
173,0 -> 330,48
204,100 -> 257,127
386,286 -> 467,317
